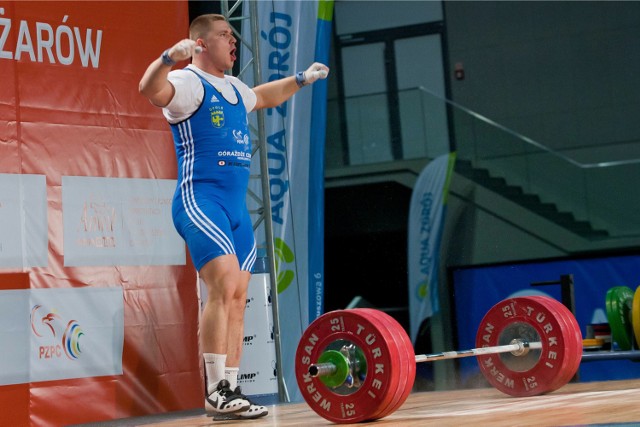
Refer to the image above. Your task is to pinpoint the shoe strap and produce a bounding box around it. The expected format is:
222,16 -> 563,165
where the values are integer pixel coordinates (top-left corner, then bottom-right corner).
219,387 -> 245,400
232,387 -> 248,399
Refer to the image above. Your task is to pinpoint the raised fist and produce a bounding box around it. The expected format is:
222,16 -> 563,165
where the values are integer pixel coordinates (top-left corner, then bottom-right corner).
167,39 -> 199,62
304,63 -> 330,84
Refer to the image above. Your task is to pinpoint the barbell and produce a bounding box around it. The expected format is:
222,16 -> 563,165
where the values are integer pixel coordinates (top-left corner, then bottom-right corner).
294,295 -> 584,424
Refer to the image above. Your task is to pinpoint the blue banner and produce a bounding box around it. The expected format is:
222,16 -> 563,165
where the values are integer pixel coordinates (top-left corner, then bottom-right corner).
241,0 -> 332,403
308,1 -> 333,323
407,152 -> 456,343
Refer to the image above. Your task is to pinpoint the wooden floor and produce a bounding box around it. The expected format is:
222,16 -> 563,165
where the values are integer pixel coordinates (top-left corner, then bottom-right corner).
132,379 -> 640,426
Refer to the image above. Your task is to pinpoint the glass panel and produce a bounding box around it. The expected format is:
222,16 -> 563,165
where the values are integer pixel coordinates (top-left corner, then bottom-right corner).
345,94 -> 392,165
335,1 -> 442,36
325,98 -> 345,169
395,34 -> 448,159
326,86 -> 640,238
340,43 -> 392,165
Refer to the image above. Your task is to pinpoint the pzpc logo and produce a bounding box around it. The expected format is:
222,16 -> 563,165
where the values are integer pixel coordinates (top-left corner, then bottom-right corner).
30,304 -> 83,360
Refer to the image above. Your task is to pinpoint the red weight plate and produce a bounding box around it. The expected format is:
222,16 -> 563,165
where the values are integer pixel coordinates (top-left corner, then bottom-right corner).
527,298 -> 581,382
363,309 -> 415,419
528,296 -> 582,391
353,310 -> 405,421
526,297 -> 574,392
495,296 -> 580,395
381,316 -> 415,418
295,308 -> 403,424
542,299 -> 582,391
475,296 -> 574,397
378,314 -> 415,419
494,296 -> 582,395
545,299 -> 582,389
354,309 -> 405,422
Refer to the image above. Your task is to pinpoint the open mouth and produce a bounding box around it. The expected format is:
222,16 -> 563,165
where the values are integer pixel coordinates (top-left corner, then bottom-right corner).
230,47 -> 237,62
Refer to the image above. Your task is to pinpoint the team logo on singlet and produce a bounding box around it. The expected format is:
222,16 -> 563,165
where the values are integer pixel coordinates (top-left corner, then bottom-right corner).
210,106 -> 224,128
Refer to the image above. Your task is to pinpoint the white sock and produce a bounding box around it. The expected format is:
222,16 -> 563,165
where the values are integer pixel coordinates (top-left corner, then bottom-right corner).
225,367 -> 239,390
204,353 -> 226,394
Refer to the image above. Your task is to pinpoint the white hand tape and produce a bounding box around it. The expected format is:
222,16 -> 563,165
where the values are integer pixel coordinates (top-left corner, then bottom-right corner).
311,69 -> 328,79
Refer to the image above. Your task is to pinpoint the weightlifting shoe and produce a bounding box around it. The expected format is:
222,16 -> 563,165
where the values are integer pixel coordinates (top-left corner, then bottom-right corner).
231,386 -> 268,419
205,379 -> 250,415
210,385 -> 268,420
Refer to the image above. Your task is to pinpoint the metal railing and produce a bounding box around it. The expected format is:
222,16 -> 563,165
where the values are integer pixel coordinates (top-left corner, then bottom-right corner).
326,86 -> 640,238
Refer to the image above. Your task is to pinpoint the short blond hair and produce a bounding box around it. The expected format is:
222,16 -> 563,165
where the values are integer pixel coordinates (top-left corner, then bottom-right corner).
189,14 -> 227,40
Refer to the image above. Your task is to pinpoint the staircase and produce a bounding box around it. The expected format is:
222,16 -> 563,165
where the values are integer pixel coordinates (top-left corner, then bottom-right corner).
455,159 -> 609,239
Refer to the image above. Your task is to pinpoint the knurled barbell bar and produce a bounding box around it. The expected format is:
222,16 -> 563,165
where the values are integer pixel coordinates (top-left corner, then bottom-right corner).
295,296 -> 584,424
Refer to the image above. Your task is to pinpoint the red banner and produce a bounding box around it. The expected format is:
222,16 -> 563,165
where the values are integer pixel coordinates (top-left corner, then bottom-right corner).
0,1 -> 201,425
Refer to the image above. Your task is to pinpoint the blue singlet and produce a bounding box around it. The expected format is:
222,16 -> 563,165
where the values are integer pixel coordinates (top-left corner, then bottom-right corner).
169,70 -> 256,272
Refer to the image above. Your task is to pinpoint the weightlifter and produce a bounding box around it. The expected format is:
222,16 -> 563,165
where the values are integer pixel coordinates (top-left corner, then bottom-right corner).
139,13 -> 329,420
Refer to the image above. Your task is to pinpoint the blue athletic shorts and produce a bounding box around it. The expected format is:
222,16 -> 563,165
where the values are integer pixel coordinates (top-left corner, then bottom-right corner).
172,188 -> 256,273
